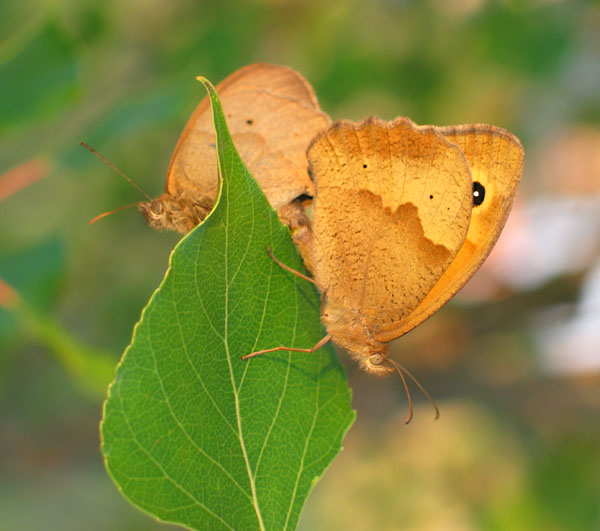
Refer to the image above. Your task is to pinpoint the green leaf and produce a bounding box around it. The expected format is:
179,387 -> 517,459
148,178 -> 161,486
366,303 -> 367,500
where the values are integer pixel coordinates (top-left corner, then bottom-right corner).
101,78 -> 355,530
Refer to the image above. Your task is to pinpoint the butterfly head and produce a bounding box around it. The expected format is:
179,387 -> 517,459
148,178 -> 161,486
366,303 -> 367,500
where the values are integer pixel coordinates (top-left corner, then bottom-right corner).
138,196 -> 175,231
138,193 -> 212,234
361,352 -> 395,377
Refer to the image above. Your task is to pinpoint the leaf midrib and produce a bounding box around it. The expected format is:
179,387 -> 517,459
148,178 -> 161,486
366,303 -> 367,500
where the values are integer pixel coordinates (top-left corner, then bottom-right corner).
220,159 -> 267,531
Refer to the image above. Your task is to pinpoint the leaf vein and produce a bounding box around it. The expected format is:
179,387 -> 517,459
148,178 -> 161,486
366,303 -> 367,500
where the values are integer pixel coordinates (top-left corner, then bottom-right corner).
114,383 -> 235,530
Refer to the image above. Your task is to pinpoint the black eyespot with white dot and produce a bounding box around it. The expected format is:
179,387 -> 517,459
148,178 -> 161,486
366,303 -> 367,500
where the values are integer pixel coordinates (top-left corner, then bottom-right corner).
473,181 -> 485,207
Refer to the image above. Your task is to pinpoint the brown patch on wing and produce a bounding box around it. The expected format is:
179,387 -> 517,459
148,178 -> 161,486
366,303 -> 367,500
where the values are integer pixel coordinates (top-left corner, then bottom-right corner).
315,190 -> 453,326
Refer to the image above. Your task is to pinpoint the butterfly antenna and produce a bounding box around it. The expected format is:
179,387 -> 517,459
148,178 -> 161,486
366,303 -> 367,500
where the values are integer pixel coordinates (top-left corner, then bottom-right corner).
387,359 -> 440,422
88,202 -> 141,225
80,142 -> 152,201
389,360 -> 414,424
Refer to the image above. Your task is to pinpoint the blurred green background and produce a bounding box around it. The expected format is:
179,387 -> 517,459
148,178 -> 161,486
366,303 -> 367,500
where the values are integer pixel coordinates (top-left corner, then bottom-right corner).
1,0 -> 600,529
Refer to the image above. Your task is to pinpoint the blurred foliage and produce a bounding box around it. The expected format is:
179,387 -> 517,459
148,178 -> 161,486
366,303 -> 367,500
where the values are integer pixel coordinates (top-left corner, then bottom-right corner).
1,0 -> 599,529
0,22 -> 78,132
0,237 -> 64,344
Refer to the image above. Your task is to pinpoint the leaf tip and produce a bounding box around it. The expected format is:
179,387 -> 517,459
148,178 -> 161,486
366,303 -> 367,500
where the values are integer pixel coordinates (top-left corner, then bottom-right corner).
196,76 -> 216,95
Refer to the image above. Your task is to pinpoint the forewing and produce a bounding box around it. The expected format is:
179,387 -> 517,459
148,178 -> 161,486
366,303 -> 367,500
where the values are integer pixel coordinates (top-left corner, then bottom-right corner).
308,117 -> 473,332
166,63 -> 330,206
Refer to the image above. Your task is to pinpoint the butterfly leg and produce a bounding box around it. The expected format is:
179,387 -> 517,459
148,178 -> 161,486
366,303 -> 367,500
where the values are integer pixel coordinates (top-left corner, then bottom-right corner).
242,334 -> 331,361
266,247 -> 316,285
268,245 -> 326,321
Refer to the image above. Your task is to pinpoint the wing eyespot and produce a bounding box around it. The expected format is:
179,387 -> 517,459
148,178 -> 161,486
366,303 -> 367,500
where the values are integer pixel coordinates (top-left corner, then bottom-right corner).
473,181 -> 485,207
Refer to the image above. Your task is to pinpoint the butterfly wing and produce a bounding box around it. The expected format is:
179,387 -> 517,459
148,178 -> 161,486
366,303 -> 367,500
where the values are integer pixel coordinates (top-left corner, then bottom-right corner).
379,124 -> 524,340
166,63 -> 330,207
308,117 -> 473,329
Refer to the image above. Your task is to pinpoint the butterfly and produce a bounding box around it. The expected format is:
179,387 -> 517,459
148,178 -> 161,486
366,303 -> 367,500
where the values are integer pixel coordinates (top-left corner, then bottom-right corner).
244,116 -> 524,422
138,63 -> 330,236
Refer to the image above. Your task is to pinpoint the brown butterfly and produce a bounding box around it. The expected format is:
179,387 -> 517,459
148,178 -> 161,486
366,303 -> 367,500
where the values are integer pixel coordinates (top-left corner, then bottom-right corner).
244,116 -> 524,422
138,63 -> 330,235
